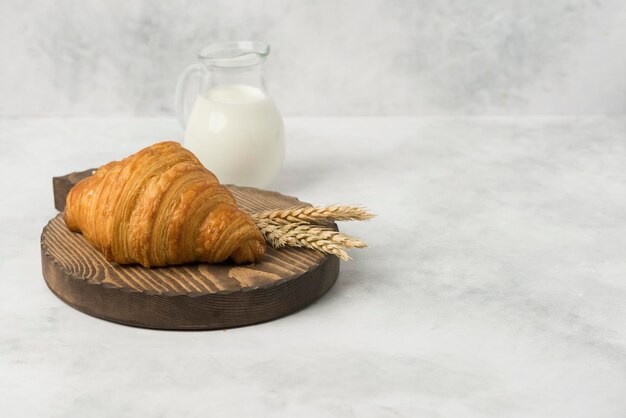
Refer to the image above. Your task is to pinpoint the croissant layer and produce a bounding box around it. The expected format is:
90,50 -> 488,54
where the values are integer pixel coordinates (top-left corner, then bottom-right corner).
64,141 -> 265,267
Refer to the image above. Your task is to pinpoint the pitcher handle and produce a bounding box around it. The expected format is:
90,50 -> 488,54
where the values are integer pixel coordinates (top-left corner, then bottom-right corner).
174,63 -> 203,129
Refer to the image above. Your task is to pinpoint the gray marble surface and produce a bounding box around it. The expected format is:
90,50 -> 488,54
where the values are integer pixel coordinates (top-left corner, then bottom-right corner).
1,116 -> 626,417
1,0 -> 625,116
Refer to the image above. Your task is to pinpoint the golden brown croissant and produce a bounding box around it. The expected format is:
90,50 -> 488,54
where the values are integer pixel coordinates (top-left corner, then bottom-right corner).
64,141 -> 265,267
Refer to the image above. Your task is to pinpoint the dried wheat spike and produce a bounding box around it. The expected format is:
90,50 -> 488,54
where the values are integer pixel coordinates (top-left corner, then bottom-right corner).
252,205 -> 375,224
255,219 -> 358,261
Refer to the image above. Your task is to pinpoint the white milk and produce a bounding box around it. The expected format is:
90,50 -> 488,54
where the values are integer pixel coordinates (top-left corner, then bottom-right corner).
184,84 -> 284,188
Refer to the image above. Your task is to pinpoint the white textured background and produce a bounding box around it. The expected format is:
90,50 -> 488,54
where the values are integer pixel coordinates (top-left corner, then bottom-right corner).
1,0 -> 625,116
3,2 -> 626,416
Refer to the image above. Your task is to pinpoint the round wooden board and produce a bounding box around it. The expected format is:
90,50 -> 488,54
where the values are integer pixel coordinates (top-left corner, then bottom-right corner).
41,185 -> 340,330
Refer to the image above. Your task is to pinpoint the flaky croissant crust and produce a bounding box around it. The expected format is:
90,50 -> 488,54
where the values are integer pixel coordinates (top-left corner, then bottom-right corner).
64,141 -> 265,267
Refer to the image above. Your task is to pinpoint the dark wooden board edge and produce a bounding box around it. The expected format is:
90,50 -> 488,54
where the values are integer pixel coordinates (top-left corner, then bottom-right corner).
42,247 -> 339,330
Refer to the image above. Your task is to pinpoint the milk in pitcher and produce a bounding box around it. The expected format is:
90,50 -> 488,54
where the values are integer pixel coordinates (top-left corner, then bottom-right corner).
184,85 -> 284,188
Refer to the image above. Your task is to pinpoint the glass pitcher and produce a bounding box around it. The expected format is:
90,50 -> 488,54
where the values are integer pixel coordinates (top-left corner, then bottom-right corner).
175,41 -> 284,188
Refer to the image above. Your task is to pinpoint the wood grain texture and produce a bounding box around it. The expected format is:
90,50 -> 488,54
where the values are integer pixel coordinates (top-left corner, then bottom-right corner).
42,173 -> 340,330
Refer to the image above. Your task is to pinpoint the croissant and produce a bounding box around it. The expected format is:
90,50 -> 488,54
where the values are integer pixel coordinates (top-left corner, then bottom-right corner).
64,141 -> 265,267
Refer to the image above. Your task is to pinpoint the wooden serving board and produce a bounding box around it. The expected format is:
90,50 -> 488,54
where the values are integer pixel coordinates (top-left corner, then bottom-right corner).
41,170 -> 339,330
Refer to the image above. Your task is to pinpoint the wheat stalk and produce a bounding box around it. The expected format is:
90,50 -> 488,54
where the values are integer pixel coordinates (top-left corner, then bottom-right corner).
257,222 -> 351,261
252,205 -> 375,224
255,219 -> 368,261
257,219 -> 367,248
252,205 -> 372,261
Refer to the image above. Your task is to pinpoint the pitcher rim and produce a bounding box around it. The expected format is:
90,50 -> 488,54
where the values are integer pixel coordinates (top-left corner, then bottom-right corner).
197,41 -> 270,67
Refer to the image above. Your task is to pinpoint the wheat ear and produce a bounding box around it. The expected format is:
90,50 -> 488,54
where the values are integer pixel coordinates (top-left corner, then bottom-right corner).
252,205 -> 372,260
252,205 -> 375,224
256,219 -> 367,248
255,220 -> 366,261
